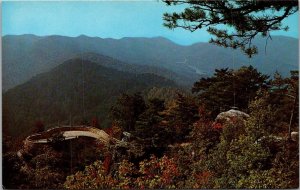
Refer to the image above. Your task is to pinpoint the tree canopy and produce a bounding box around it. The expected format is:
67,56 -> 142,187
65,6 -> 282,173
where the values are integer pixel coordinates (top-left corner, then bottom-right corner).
163,0 -> 298,56
192,66 -> 269,117
4,70 -> 299,189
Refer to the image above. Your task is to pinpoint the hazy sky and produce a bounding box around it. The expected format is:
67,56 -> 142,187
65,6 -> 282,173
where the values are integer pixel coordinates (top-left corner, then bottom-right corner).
2,1 -> 299,45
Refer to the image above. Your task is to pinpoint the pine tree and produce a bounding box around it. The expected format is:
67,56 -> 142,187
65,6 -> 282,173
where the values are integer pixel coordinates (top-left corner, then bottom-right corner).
192,66 -> 269,117
268,71 -> 299,134
134,98 -> 167,149
110,93 -> 146,132
162,93 -> 199,142
163,0 -> 298,57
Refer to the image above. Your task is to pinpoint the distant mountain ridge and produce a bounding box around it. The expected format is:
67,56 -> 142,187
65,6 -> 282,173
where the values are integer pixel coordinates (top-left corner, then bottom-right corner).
73,52 -> 190,87
3,58 -> 177,136
2,34 -> 299,90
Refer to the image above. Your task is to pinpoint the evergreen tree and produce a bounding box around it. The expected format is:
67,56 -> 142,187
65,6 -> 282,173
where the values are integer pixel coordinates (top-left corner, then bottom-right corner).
163,0 -> 298,56
268,71 -> 299,134
162,93 -> 199,142
134,98 -> 167,150
110,93 -> 146,132
192,66 -> 269,117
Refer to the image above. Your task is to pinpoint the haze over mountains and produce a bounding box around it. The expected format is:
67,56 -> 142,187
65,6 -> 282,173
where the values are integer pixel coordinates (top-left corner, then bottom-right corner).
3,34 -> 299,91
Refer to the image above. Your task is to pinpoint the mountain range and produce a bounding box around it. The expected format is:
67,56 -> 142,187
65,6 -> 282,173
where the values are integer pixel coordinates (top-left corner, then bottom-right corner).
2,34 -> 298,136
3,34 -> 299,91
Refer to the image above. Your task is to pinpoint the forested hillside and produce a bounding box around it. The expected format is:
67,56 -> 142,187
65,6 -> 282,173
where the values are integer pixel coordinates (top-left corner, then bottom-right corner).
3,58 -> 178,136
3,66 -> 298,189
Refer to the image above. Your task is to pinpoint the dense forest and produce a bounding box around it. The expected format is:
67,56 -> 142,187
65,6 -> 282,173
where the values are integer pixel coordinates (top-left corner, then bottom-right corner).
3,64 -> 298,189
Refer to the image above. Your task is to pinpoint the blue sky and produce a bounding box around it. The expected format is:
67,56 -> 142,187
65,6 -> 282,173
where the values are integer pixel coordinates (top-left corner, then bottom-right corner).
2,1 -> 299,45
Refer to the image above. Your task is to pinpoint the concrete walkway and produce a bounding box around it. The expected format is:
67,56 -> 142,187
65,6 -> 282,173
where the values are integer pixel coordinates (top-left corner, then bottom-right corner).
23,125 -> 120,149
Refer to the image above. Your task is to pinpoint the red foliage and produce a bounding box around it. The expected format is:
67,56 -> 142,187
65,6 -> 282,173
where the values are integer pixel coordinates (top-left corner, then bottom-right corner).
198,105 -> 211,120
160,156 -> 179,185
193,171 -> 212,188
198,105 -> 206,116
136,155 -> 180,188
212,122 -> 223,129
104,125 -> 122,138
96,143 -> 105,150
104,127 -> 113,136
103,154 -> 112,174
91,117 -> 100,128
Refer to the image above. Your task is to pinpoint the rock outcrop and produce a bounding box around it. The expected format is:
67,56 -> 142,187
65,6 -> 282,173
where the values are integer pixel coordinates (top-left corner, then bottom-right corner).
213,109 -> 250,129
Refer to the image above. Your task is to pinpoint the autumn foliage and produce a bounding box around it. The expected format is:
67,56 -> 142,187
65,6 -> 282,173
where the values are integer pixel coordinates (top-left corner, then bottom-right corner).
64,155 -> 181,189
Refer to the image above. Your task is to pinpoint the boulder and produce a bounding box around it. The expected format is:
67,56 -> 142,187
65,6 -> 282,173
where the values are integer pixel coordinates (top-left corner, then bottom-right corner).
213,109 -> 249,129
